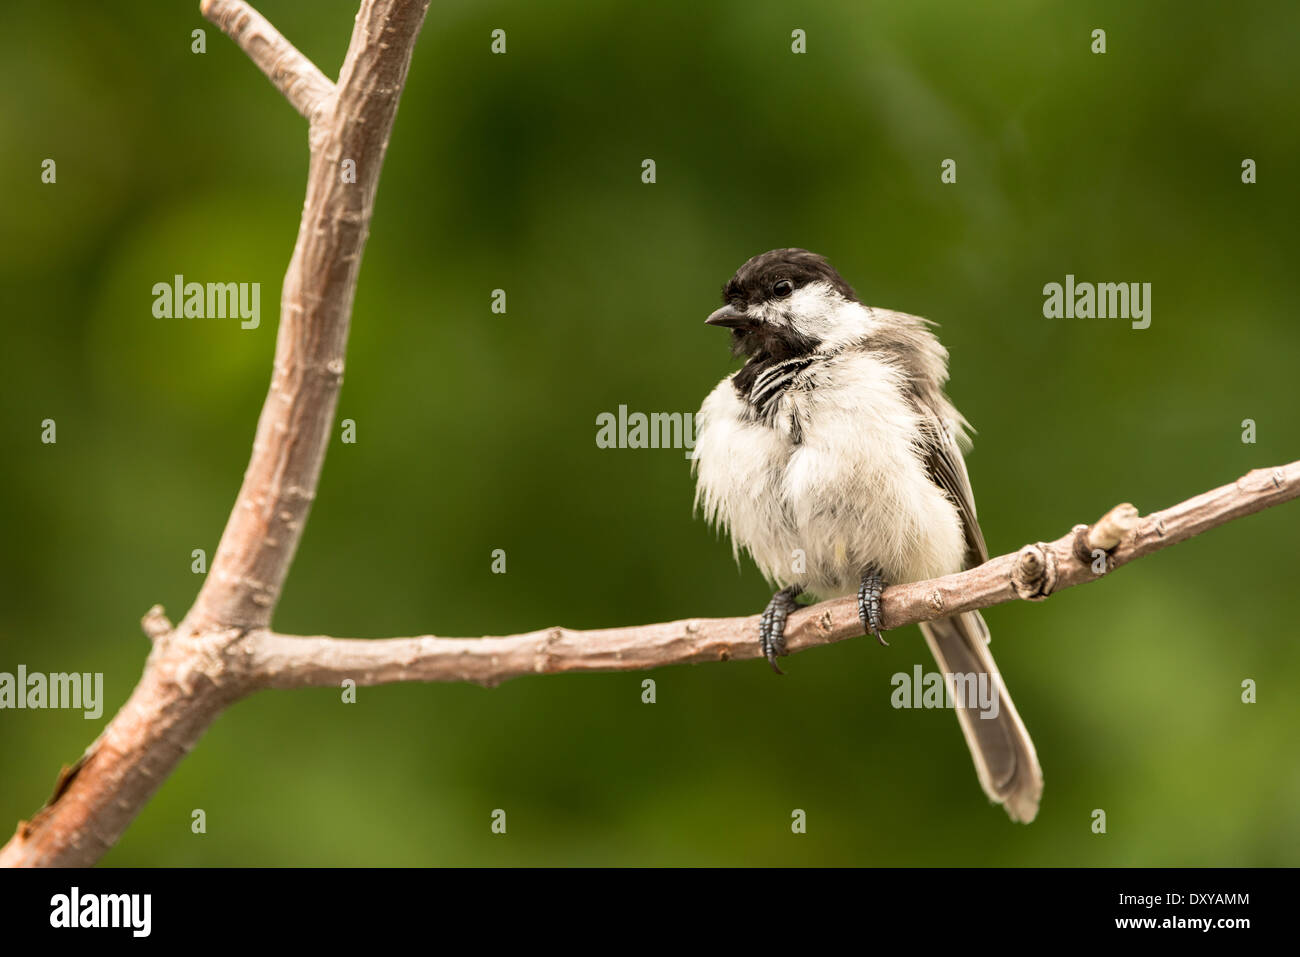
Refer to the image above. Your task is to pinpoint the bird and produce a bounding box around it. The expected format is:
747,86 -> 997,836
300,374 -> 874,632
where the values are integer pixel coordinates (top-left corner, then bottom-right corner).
691,248 -> 1043,822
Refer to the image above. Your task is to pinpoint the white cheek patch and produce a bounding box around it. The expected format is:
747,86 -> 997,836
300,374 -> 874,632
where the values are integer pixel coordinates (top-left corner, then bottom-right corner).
786,282 -> 839,319
779,282 -> 875,349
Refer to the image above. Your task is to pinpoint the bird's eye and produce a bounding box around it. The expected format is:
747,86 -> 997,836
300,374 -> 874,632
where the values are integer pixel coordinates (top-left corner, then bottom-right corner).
773,279 -> 793,298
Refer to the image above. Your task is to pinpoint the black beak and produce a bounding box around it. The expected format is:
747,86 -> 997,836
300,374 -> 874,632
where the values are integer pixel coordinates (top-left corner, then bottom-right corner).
705,303 -> 755,329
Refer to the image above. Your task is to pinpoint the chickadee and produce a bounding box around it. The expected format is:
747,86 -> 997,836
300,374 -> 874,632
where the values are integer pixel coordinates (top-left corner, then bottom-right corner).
692,248 -> 1043,822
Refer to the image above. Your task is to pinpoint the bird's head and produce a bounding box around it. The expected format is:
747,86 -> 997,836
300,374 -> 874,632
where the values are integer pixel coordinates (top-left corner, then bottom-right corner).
706,248 -> 863,360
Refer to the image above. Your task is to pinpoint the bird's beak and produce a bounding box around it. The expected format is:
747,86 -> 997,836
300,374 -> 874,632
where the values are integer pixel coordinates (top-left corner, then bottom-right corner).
705,303 -> 754,329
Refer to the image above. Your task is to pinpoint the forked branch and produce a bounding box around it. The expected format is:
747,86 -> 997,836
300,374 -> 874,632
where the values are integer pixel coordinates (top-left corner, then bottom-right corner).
200,0 -> 335,121
0,0 -> 431,868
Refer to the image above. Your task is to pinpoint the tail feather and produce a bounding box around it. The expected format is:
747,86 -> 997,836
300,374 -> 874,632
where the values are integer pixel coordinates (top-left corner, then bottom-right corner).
919,611 -> 1043,822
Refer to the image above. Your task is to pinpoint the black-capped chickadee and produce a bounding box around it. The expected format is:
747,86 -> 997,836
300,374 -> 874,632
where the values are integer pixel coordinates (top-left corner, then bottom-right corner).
693,248 -> 1043,822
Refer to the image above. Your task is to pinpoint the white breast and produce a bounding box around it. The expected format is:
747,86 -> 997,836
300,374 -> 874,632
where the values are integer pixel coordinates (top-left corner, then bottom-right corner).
693,350 -> 966,596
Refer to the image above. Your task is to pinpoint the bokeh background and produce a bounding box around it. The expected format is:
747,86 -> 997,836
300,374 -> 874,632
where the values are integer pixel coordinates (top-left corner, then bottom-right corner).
2,0 -> 1297,865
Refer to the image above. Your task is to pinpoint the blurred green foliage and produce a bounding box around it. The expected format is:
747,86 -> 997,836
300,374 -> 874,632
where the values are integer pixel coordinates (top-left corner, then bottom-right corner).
1,0 -> 1297,865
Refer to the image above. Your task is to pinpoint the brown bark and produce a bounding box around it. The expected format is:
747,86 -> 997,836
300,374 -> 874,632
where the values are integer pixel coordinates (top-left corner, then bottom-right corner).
0,0 -> 431,868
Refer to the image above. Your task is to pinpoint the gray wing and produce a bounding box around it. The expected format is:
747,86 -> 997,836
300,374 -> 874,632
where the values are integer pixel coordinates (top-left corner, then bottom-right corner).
917,410 -> 1044,820
851,307 -> 989,569
918,410 -> 989,570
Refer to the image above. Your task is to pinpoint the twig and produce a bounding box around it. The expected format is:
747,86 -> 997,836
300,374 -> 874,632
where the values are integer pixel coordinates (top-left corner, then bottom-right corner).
201,0 -> 335,122
243,463 -> 1299,688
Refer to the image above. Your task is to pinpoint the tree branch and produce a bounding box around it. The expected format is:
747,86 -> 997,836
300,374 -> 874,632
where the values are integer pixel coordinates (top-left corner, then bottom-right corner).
243,462 -> 1299,689
0,0 -> 430,868
201,0 -> 335,122
186,0 -> 429,634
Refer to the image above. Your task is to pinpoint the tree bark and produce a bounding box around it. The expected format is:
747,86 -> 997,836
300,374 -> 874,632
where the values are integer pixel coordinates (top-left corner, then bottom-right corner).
0,0 -> 431,868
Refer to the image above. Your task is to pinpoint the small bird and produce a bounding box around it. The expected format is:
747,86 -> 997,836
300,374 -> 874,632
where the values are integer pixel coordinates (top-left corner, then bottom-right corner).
692,248 -> 1043,822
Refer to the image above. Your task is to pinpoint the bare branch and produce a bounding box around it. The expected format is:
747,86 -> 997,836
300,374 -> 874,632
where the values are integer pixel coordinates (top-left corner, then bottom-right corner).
185,0 -> 429,634
243,462 -> 1300,689
201,0 -> 335,121
0,0 -> 431,868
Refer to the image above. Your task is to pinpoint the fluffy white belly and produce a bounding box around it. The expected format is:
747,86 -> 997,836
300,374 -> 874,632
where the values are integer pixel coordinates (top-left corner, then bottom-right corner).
694,351 -> 966,596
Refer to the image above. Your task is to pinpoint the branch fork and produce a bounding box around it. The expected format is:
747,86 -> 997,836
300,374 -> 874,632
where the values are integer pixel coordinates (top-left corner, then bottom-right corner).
199,0 -> 335,124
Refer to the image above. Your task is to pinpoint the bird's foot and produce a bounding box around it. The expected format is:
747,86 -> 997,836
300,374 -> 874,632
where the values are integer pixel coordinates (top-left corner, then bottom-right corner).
858,567 -> 888,646
759,585 -> 803,674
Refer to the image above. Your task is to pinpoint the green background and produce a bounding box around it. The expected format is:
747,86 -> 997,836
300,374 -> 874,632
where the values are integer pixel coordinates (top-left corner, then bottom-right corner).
1,0 -> 1297,865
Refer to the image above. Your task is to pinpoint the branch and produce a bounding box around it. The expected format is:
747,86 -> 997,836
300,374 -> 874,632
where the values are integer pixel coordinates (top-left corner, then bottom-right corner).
0,0 -> 431,869
186,0 -> 429,634
243,462 -> 1299,688
201,0 -> 335,121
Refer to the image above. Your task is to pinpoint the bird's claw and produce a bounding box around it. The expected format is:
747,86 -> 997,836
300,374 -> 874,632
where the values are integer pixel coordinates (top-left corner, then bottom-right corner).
858,568 -> 888,646
759,585 -> 803,674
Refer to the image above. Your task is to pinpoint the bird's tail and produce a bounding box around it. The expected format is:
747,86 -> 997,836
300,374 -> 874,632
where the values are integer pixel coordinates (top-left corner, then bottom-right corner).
918,611 -> 1043,822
